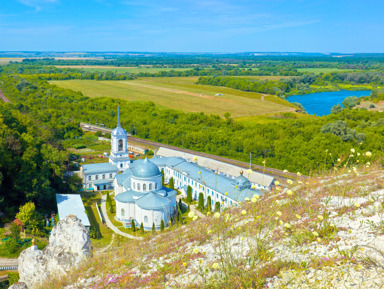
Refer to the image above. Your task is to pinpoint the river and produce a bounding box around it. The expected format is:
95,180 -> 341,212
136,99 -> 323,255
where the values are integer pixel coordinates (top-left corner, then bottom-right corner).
287,90 -> 371,116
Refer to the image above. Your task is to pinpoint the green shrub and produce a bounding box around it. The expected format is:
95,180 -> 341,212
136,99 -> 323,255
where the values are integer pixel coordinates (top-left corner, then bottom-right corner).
89,226 -> 97,239
6,239 -> 19,254
140,222 -> 144,233
198,193 -> 204,210
8,272 -> 19,286
73,144 -> 86,149
186,186 -> 192,203
131,220 -> 136,232
215,202 -> 221,212
169,177 -> 174,190
369,104 -> 375,108
160,220 -> 164,231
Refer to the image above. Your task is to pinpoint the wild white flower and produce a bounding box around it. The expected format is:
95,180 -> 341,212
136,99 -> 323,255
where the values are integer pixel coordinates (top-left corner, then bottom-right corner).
244,197 -> 250,201
279,220 -> 283,225
214,212 -> 220,219
296,214 -> 301,219
192,216 -> 198,221
317,237 -> 322,242
297,172 -> 301,176
312,231 -> 319,237
275,200 -> 280,204
193,248 -> 199,254
317,215 -> 324,221
284,223 -> 291,229
241,210 -> 247,215
276,211 -> 282,216
337,158 -> 341,162
287,190 -> 293,196
188,211 -> 195,218
253,194 -> 259,199
354,202 -> 360,208
212,263 -> 219,269
247,169 -> 253,174
275,181 -> 280,186
287,179 -> 293,184
366,151 -> 372,157
330,223 -> 335,227
357,152 -> 361,156
251,198 -> 257,203
283,169 -> 288,173
193,156 -> 198,162
351,148 -> 355,153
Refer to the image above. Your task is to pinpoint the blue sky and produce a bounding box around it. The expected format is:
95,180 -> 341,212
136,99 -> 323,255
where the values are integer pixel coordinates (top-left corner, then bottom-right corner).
1,0 -> 383,52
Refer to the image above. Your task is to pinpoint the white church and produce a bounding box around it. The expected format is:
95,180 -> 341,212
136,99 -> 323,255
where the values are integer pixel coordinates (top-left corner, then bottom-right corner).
81,107 -> 274,230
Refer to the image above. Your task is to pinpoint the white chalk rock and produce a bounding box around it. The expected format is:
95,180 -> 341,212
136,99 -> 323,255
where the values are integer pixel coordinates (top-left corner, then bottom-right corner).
17,215 -> 92,289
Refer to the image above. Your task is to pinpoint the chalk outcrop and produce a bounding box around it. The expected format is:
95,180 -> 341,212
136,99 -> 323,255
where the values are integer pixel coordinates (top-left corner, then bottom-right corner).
17,215 -> 92,289
8,282 -> 28,289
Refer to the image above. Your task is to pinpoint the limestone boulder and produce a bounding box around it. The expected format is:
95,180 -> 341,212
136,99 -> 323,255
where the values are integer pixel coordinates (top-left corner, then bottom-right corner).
17,215 -> 91,289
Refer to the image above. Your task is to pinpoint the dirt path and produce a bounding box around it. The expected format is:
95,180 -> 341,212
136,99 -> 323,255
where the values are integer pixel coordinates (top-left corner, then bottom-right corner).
0,258 -> 18,266
0,89 -> 11,103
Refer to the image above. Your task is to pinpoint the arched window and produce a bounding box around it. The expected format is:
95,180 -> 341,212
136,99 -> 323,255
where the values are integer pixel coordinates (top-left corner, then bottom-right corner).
144,216 -> 148,223
143,184 -> 146,191
155,183 -> 158,189
137,183 -> 140,190
121,209 -> 125,217
149,184 -> 152,190
118,139 -> 123,151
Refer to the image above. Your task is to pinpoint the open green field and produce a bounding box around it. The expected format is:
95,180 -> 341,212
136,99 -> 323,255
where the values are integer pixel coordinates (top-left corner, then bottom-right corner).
50,77 -> 297,118
297,68 -> 357,74
56,65 -> 195,74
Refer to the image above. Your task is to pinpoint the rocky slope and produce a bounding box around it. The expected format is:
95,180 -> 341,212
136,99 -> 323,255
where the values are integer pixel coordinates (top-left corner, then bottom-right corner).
39,163 -> 384,288
16,215 -> 91,289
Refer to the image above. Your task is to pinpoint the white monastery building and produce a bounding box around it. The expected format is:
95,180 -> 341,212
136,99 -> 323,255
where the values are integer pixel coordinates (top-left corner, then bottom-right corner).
81,107 -> 275,230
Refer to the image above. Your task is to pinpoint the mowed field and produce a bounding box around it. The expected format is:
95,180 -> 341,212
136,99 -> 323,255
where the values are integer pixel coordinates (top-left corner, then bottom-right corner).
56,65 -> 195,73
50,77 -> 297,118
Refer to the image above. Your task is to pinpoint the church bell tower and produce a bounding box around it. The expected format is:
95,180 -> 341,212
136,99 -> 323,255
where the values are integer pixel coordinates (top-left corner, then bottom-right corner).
109,106 -> 131,170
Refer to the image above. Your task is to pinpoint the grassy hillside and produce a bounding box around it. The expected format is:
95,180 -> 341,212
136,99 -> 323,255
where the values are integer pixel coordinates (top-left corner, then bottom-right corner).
39,155 -> 384,288
50,77 -> 297,118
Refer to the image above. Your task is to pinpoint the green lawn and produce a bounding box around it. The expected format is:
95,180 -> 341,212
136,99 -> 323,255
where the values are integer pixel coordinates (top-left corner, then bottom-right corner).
50,77 -> 296,118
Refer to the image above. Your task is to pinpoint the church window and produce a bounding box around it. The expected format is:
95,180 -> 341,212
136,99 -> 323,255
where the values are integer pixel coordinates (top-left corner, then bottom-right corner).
137,183 -> 140,190
143,184 -> 146,191
121,209 -> 125,217
144,216 -> 148,223
120,163 -> 123,168
155,183 -> 158,189
149,184 -> 152,190
102,174 -> 105,179
109,174 -> 113,178
96,175 -> 98,180
118,139 -> 124,152
88,176 -> 91,181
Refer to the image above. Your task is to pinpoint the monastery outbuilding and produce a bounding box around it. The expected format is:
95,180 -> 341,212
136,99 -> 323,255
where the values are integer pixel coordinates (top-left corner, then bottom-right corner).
81,107 -> 275,230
